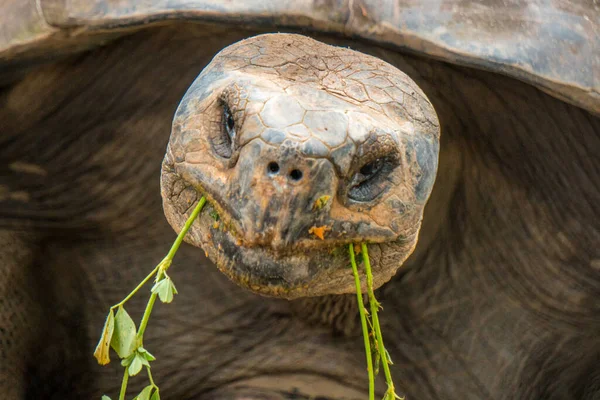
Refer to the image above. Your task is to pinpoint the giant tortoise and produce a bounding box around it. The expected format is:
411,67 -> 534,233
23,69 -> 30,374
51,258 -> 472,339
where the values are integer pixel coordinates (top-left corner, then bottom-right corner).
1,1 -> 599,399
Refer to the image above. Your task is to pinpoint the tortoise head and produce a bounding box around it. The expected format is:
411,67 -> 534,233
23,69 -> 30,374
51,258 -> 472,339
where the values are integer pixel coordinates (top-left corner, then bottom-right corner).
161,33 -> 440,299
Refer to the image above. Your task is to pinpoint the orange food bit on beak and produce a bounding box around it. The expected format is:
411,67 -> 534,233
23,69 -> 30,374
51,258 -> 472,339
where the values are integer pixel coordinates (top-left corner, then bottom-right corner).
309,225 -> 331,240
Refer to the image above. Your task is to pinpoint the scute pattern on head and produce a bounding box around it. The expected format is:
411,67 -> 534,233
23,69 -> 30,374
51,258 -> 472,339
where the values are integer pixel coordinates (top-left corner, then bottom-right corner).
217,33 -> 439,138
173,33 -> 439,188
161,33 -> 441,298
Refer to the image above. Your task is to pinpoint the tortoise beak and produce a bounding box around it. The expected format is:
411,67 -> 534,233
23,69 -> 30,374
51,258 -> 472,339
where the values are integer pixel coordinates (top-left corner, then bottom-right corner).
226,138 -> 337,249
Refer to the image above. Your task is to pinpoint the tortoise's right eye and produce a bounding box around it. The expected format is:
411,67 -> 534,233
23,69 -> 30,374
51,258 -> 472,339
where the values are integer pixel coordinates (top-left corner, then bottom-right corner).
224,104 -> 236,142
213,103 -> 236,159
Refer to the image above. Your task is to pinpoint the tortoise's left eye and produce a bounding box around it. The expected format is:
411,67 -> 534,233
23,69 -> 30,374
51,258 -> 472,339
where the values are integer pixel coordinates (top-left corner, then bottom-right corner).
348,156 -> 396,202
359,158 -> 385,177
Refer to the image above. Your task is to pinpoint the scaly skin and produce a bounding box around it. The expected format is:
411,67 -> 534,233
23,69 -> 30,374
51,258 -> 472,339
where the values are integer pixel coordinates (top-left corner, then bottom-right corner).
1,25 -> 598,399
161,34 -> 440,298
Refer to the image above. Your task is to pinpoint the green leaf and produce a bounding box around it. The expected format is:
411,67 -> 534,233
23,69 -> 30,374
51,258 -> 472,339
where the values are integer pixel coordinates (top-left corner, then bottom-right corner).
139,353 -> 150,368
150,278 -> 165,293
121,353 -> 134,367
102,396 -> 112,400
110,306 -> 137,358
134,385 -> 153,400
161,282 -> 173,303
150,390 -> 160,400
93,310 -> 115,365
128,352 -> 144,376
383,387 -> 403,400
138,347 -> 156,361
170,278 -> 178,295
385,348 -> 394,365
151,277 -> 177,303
374,299 -> 383,310
144,351 -> 156,362
151,279 -> 168,299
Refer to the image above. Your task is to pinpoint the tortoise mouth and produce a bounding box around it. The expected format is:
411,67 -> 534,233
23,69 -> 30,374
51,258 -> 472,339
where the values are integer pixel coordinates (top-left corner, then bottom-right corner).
162,177 -> 371,297
183,198 -> 357,298
194,189 -> 390,255
161,168 -> 418,298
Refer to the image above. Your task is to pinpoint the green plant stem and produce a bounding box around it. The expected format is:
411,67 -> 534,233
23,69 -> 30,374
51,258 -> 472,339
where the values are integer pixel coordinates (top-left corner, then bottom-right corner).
98,195 -> 207,400
119,369 -> 129,400
137,291 -> 159,341
111,264 -> 161,310
163,196 -> 207,269
146,366 -> 157,388
361,243 -> 396,397
349,244 -> 375,400
136,197 -> 207,342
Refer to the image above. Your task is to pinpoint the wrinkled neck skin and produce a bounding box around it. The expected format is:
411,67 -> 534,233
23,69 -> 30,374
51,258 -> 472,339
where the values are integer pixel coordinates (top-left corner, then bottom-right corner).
2,24 -> 599,400
161,33 -> 440,299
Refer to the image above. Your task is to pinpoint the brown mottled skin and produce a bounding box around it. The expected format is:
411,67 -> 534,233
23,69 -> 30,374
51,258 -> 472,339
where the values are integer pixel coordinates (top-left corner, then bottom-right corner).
1,18 -> 599,400
161,34 -> 440,299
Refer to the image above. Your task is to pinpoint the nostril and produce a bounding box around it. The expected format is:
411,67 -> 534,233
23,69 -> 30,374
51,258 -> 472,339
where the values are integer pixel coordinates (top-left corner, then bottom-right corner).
267,162 -> 280,174
289,169 -> 303,181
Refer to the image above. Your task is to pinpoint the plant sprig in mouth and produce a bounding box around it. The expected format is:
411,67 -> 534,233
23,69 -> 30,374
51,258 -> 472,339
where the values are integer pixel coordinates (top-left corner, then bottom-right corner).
93,194 -> 403,400
93,197 -> 207,400
350,243 -> 403,400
